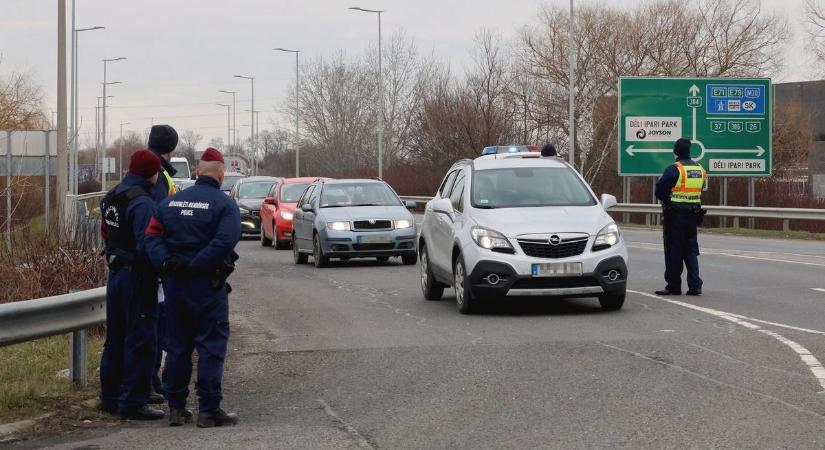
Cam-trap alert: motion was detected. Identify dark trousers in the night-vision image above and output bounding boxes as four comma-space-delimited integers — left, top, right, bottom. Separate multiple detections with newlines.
163, 277, 230, 412
663, 212, 703, 293
99, 268, 158, 414
152, 299, 166, 395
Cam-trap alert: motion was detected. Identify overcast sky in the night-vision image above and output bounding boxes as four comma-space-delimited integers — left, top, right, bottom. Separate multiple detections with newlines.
0, 0, 818, 147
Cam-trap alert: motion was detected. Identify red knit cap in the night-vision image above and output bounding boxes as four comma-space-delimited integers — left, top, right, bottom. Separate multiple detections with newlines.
129, 149, 162, 179
201, 147, 224, 164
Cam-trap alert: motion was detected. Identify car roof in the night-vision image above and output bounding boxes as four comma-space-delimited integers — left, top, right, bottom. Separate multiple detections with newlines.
283, 176, 326, 184
321, 178, 384, 185
236, 176, 278, 183
472, 154, 570, 171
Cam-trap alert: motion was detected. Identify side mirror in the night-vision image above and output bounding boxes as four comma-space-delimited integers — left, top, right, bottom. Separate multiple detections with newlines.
404, 200, 417, 211
301, 203, 314, 213
432, 198, 454, 215
263, 197, 275, 205
601, 193, 617, 210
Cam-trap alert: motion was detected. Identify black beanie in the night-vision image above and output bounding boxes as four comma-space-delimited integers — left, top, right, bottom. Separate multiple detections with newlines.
673, 138, 691, 159
541, 144, 557, 157
148, 125, 178, 154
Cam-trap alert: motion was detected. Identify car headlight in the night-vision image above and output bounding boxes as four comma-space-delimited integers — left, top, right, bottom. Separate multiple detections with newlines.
280, 210, 294, 221
238, 206, 250, 215
327, 221, 351, 231
593, 223, 620, 250
471, 226, 513, 251
394, 219, 413, 229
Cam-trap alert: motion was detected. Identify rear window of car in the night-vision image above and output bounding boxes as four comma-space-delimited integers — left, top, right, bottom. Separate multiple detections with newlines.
471, 167, 596, 208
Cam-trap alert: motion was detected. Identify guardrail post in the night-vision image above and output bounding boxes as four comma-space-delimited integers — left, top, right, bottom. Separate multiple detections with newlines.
67, 289, 87, 386
733, 217, 739, 228
783, 219, 790, 232
69, 329, 87, 386
5, 131, 11, 249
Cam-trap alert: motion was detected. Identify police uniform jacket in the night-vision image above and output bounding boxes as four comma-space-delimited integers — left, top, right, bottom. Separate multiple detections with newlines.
149, 149, 178, 203
655, 157, 703, 209
100, 173, 158, 272
145, 175, 241, 274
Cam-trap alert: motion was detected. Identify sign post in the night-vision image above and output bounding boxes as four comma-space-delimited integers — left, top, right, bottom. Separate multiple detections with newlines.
618, 77, 771, 177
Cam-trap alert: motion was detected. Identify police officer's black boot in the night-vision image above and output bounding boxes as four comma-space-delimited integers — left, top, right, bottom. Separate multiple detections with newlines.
120, 405, 165, 421
197, 408, 239, 428
169, 407, 194, 426
149, 390, 166, 404
655, 288, 681, 296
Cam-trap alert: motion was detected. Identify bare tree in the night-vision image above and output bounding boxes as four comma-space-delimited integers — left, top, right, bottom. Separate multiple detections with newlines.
0, 62, 47, 130
805, 0, 825, 72
177, 130, 202, 165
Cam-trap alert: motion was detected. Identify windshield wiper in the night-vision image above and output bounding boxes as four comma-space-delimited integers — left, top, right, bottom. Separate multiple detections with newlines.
351, 203, 385, 207
320, 205, 349, 208
473, 204, 497, 209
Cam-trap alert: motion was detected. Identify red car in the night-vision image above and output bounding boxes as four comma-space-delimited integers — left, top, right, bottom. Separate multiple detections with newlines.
260, 177, 323, 249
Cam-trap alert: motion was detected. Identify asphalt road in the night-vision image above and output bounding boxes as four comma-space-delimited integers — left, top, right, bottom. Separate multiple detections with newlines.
13, 227, 825, 449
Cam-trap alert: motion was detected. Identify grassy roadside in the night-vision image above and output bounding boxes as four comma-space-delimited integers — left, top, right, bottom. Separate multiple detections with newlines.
0, 334, 104, 423
618, 222, 825, 241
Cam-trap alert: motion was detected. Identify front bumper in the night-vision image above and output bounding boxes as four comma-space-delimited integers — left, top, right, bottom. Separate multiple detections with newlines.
463, 240, 628, 298
320, 227, 418, 258
240, 211, 261, 234
275, 217, 294, 242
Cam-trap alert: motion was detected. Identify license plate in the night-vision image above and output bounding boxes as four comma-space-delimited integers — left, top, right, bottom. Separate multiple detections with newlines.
531, 262, 582, 277
357, 234, 392, 244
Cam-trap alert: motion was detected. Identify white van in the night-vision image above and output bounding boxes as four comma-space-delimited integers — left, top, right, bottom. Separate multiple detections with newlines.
169, 157, 192, 181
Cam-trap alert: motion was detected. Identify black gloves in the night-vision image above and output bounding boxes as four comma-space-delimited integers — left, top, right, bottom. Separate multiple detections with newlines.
162, 259, 189, 278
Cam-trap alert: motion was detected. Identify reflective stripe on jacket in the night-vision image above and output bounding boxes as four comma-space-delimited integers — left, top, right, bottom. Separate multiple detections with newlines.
163, 170, 177, 196
670, 161, 706, 204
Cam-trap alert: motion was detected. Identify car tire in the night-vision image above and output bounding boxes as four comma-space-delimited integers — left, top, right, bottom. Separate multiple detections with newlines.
376, 256, 390, 263
453, 255, 477, 314
598, 293, 625, 311
275, 240, 290, 250
420, 245, 443, 301
261, 228, 273, 247
293, 238, 308, 264
313, 233, 329, 268
401, 252, 417, 265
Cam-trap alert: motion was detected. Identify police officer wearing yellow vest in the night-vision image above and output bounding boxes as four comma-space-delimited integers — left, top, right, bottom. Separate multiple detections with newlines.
146, 124, 178, 405
654, 138, 707, 296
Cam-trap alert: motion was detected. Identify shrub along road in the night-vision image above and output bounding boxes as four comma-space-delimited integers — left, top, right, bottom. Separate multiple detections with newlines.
15, 229, 825, 449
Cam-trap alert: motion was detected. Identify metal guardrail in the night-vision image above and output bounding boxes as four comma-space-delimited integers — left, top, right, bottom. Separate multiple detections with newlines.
0, 287, 106, 385
399, 197, 825, 231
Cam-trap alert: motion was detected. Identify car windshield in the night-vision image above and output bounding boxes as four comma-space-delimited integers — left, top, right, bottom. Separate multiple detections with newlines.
320, 183, 401, 208
170, 161, 190, 178
221, 176, 243, 191
471, 167, 596, 208
238, 182, 274, 199
280, 183, 310, 202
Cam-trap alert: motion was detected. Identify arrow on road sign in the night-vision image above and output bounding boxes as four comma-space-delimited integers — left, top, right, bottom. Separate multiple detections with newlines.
625, 145, 765, 158
689, 84, 700, 96
625, 145, 671, 156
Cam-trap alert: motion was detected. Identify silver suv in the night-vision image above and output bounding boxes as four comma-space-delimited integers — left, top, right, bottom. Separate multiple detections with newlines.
418, 152, 628, 314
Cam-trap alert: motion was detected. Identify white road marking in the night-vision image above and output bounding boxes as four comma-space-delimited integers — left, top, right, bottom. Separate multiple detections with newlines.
319, 399, 376, 450
628, 242, 825, 268
811, 288, 825, 294
629, 289, 825, 393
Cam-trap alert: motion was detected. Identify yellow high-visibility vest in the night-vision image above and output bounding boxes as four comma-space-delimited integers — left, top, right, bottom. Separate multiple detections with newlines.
670, 161, 706, 204
163, 170, 176, 196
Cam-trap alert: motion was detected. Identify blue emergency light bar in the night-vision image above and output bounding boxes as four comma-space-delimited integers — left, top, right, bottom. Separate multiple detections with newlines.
482, 145, 539, 155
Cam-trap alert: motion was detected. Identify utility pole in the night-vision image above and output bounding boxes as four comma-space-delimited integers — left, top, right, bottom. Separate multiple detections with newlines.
274, 48, 301, 177
218, 90, 237, 152
217, 104, 231, 150
102, 57, 125, 190
57, 0, 68, 221
119, 122, 129, 180
568, 0, 576, 167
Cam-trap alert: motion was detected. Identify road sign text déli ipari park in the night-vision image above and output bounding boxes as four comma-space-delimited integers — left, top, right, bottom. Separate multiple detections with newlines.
618, 77, 772, 176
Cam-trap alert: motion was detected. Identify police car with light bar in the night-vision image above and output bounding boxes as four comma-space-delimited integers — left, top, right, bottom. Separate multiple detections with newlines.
417, 145, 627, 314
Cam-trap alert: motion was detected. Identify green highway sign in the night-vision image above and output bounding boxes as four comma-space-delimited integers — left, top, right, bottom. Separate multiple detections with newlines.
618, 77, 772, 176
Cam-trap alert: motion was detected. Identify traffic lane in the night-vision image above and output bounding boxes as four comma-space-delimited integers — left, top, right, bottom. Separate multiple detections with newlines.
624, 228, 825, 333
226, 242, 825, 447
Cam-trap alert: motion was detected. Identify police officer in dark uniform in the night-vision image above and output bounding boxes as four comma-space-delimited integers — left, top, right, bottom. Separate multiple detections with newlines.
654, 138, 707, 296
147, 124, 178, 404
99, 150, 165, 420
146, 148, 241, 427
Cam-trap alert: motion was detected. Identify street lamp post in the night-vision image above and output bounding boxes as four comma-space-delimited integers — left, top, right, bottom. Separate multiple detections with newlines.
218, 90, 237, 151
234, 75, 255, 172
217, 104, 231, 150
348, 7, 384, 179
274, 48, 301, 177
70, 22, 104, 194
102, 57, 126, 189
95, 95, 113, 186
119, 122, 130, 180
244, 110, 260, 176
568, 0, 576, 167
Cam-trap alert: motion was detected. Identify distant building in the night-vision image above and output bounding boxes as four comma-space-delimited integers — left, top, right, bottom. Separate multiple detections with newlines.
775, 80, 825, 196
